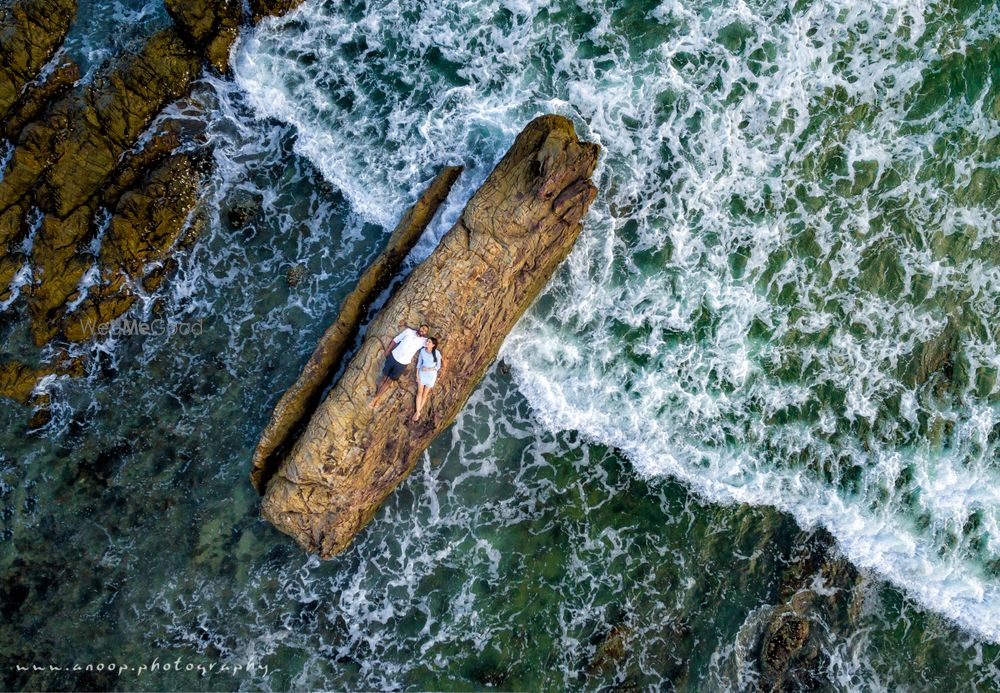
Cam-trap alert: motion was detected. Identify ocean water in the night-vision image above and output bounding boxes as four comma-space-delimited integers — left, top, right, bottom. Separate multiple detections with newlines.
1, 0, 999, 690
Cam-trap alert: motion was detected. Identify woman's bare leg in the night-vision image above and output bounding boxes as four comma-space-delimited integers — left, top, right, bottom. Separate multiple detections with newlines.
416, 385, 431, 421
412, 384, 426, 421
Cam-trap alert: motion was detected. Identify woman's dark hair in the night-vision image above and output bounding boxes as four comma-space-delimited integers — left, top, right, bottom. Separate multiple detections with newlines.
427, 337, 440, 366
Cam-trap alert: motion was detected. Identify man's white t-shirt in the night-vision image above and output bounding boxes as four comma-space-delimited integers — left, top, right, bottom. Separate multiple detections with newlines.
391, 328, 427, 364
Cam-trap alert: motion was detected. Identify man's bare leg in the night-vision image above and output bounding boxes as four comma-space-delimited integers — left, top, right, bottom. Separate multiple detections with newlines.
371, 375, 392, 408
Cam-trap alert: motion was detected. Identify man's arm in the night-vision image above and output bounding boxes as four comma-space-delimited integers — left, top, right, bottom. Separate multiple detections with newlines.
384, 338, 399, 359
385, 327, 412, 358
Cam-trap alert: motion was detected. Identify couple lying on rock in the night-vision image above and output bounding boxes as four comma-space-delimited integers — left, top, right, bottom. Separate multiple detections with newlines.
370, 323, 444, 422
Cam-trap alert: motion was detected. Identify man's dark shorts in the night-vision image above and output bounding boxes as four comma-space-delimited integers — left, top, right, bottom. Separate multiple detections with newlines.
382, 356, 407, 381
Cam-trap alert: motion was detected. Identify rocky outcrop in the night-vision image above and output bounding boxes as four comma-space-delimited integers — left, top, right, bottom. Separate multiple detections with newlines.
250, 165, 463, 494
4, 61, 78, 142
0, 14, 211, 349
60, 151, 208, 342
0, 0, 313, 412
259, 115, 599, 558
249, 0, 306, 23
165, 0, 241, 73
0, 0, 77, 121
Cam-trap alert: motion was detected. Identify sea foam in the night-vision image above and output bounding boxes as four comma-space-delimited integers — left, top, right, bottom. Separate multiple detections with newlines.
234, 0, 1000, 642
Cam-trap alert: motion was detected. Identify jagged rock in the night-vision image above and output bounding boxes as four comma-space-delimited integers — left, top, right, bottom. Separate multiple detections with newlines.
37, 29, 202, 218
62, 153, 202, 342
26, 402, 52, 429
250, 165, 463, 493
250, 0, 305, 22
0, 353, 82, 404
259, 115, 599, 557
166, 0, 234, 45
101, 153, 201, 276
0, 0, 331, 408
204, 20, 240, 73
0, 252, 26, 302
0, 360, 54, 404
0, 0, 77, 120
165, 0, 242, 73
27, 207, 95, 342
3, 60, 79, 142
0, 25, 204, 346
101, 131, 181, 207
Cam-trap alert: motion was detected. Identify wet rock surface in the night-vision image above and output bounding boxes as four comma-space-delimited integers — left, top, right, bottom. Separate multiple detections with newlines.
0, 0, 313, 408
259, 115, 599, 558
250, 165, 463, 494
0, 0, 77, 121
249, 0, 305, 23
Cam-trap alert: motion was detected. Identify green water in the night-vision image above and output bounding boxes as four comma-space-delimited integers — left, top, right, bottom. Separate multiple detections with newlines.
2, 0, 1000, 690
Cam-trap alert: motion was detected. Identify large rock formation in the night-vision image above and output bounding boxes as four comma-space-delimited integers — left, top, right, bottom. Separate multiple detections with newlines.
0, 0, 77, 121
250, 165, 463, 494
260, 115, 600, 558
0, 0, 309, 412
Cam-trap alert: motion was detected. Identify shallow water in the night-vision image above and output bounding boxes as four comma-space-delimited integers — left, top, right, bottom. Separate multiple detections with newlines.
2, 0, 999, 689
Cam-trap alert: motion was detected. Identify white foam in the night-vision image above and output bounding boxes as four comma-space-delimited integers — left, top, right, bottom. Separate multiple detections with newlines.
234, 0, 1000, 644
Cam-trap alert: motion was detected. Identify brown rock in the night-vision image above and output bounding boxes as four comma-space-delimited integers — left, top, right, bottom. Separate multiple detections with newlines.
62, 153, 202, 342
0, 360, 51, 404
0, 252, 26, 302
0, 0, 333, 414
250, 165, 463, 494
259, 115, 599, 557
0, 118, 57, 215
0, 0, 77, 121
3, 61, 79, 142
0, 204, 27, 249
249, 0, 305, 22
101, 131, 181, 208
39, 29, 202, 218
587, 623, 634, 675
165, 0, 242, 73
0, 353, 82, 405
27, 207, 94, 344
285, 262, 307, 288
759, 607, 813, 692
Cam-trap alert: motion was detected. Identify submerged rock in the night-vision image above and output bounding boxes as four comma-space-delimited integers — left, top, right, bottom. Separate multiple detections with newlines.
259, 115, 599, 558
758, 607, 817, 692
754, 529, 865, 692
224, 188, 264, 230
285, 262, 307, 288
250, 165, 463, 494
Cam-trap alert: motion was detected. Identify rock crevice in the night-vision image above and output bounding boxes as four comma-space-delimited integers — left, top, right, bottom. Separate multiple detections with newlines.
250, 165, 464, 494
259, 115, 599, 558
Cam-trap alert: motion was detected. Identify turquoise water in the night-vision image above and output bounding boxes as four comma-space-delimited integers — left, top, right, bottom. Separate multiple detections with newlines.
2, 0, 999, 689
